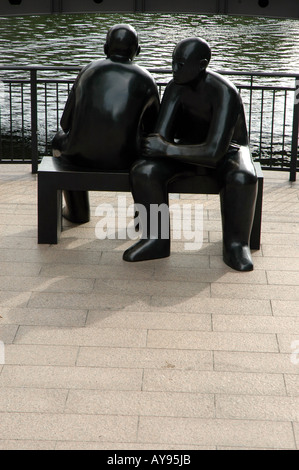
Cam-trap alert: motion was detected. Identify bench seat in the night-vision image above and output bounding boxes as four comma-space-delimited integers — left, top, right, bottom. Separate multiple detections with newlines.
37, 156, 263, 249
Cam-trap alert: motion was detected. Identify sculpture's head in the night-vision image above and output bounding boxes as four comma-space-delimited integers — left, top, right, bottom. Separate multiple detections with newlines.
104, 24, 141, 61
172, 37, 211, 85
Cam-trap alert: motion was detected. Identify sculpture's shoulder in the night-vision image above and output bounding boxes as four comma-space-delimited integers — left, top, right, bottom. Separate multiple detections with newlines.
131, 63, 158, 84
86, 59, 156, 84
76, 59, 106, 81
205, 70, 242, 110
81, 59, 106, 72
206, 70, 239, 95
163, 79, 184, 96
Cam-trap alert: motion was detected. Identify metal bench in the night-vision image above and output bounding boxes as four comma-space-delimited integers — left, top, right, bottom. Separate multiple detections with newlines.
37, 156, 263, 249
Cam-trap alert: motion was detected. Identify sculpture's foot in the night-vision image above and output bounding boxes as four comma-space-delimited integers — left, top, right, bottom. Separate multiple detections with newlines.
62, 206, 90, 224
223, 242, 254, 272
123, 239, 170, 262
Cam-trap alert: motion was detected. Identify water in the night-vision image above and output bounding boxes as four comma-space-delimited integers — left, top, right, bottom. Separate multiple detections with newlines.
0, 12, 299, 166
0, 12, 299, 72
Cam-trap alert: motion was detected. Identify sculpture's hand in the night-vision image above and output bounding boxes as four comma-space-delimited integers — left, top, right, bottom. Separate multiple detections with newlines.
142, 133, 168, 158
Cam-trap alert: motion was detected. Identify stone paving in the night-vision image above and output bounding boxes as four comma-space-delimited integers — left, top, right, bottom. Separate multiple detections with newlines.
0, 164, 299, 450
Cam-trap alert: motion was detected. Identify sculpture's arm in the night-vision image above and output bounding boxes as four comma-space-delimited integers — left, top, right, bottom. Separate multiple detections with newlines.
60, 65, 88, 133
164, 88, 240, 168
60, 85, 76, 133
141, 81, 181, 157
140, 89, 160, 134
143, 83, 241, 169
154, 81, 182, 141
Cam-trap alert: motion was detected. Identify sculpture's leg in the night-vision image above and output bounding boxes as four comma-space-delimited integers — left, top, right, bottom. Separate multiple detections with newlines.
123, 159, 170, 261
63, 190, 90, 224
220, 149, 258, 272
123, 158, 192, 262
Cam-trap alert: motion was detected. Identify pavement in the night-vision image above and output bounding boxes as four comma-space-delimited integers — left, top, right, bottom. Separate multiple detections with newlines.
0, 163, 299, 450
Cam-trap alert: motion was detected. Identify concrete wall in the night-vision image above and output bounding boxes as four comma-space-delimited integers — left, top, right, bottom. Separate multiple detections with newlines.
142, 0, 219, 14
0, 0, 298, 18
61, 0, 135, 13
0, 0, 52, 16
227, 0, 299, 18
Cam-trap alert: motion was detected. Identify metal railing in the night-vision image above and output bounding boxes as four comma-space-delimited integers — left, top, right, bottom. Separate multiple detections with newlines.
0, 65, 298, 180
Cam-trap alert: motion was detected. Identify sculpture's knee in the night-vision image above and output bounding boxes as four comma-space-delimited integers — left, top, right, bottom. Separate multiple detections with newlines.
226, 168, 257, 188
130, 159, 163, 186
52, 130, 68, 153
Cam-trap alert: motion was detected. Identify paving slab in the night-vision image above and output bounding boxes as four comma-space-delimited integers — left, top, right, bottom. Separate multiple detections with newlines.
0, 165, 298, 450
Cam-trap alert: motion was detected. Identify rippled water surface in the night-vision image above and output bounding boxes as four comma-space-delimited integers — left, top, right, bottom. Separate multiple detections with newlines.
0, 12, 299, 72
0, 13, 298, 166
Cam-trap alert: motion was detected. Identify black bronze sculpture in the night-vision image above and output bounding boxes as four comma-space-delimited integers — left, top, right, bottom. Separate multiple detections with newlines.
52, 24, 160, 223
123, 37, 258, 271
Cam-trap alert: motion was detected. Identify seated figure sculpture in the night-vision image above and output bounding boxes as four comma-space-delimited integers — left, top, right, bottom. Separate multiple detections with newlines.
123, 37, 258, 271
52, 24, 160, 223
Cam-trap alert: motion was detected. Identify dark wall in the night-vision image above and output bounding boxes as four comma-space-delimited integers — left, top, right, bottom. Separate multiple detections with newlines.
0, 0, 298, 18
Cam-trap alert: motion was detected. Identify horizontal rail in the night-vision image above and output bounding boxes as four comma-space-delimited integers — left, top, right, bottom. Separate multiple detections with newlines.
0, 66, 298, 179
1, 64, 299, 78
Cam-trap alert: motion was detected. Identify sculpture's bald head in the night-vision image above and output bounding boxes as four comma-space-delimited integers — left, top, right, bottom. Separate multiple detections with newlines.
104, 24, 140, 61
172, 37, 211, 84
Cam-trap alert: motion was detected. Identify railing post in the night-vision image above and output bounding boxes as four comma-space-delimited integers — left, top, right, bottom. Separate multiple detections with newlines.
217, 0, 229, 14
290, 77, 299, 182
51, 0, 63, 13
30, 67, 38, 174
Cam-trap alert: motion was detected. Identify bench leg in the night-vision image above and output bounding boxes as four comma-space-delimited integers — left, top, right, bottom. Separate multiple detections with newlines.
38, 179, 62, 244
250, 176, 263, 250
